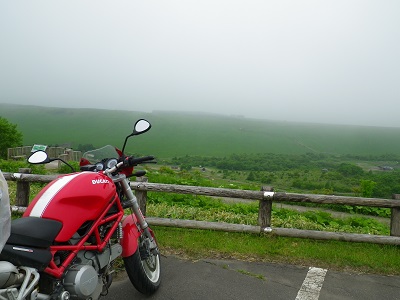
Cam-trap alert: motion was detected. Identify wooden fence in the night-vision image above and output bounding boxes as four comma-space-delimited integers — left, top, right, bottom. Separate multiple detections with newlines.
4, 171, 400, 246
7, 146, 82, 162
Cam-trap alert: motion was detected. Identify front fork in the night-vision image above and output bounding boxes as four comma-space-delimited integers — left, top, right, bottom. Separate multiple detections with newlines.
112, 174, 158, 254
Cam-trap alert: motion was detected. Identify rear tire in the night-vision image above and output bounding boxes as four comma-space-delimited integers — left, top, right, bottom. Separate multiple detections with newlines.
123, 239, 161, 295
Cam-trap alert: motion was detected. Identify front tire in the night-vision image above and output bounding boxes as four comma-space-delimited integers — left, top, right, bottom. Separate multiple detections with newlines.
123, 239, 161, 295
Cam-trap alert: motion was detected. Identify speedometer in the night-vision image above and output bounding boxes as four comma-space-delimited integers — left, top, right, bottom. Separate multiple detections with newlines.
95, 163, 104, 171
106, 158, 118, 169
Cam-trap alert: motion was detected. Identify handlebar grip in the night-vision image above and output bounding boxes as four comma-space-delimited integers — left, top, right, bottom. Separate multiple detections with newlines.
132, 170, 147, 177
129, 155, 155, 166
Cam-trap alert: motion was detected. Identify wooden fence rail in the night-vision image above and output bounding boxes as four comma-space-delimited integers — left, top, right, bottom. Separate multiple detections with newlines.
4, 172, 400, 245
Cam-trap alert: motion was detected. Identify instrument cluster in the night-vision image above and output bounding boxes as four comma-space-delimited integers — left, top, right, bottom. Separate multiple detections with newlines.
95, 158, 118, 171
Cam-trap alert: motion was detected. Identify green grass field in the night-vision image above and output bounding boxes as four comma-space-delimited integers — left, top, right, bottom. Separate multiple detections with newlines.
2, 103, 400, 159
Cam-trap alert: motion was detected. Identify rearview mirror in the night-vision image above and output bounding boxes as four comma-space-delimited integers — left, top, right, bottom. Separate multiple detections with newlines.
28, 151, 50, 164
133, 119, 151, 135
121, 119, 152, 154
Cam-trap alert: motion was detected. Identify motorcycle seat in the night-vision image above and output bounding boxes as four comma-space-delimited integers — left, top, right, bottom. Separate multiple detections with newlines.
7, 217, 63, 248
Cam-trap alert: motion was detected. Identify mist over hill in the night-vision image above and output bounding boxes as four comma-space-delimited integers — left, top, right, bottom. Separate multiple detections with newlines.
1, 103, 400, 158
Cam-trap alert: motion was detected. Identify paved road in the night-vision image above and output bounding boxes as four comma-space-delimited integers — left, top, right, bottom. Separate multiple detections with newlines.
104, 255, 400, 300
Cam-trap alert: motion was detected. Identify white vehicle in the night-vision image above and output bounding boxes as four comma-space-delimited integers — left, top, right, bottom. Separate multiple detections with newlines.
0, 170, 11, 253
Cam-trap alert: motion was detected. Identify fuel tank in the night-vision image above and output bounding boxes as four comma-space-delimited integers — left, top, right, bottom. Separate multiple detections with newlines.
24, 172, 116, 242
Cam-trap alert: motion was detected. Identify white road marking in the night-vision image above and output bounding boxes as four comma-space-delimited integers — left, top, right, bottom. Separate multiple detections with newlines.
295, 267, 327, 300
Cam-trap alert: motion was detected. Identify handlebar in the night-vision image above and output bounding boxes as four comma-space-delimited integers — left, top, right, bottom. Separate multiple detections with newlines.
104, 155, 155, 176
128, 155, 155, 166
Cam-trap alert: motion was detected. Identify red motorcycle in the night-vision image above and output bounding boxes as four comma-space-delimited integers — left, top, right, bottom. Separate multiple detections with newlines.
0, 119, 161, 299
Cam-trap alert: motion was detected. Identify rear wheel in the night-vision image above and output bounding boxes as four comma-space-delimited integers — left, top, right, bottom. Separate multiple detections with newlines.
123, 237, 161, 295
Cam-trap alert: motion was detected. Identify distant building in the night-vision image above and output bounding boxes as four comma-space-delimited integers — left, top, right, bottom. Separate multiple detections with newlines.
378, 166, 394, 171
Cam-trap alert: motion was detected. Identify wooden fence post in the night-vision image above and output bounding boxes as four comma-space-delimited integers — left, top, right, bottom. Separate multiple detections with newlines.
390, 194, 400, 236
258, 186, 274, 231
136, 176, 148, 216
15, 168, 31, 207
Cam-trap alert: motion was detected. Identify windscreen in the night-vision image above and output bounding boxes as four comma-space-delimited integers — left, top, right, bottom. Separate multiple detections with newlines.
82, 145, 119, 164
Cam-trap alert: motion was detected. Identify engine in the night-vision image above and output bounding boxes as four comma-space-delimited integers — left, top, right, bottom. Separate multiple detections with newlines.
0, 261, 23, 288
62, 243, 122, 299
0, 243, 122, 300
0, 262, 40, 300
63, 264, 102, 299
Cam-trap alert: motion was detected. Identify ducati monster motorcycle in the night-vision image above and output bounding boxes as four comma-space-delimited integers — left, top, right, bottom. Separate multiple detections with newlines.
0, 119, 161, 299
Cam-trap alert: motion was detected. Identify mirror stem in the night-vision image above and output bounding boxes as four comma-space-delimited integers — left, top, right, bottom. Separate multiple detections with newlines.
55, 158, 75, 172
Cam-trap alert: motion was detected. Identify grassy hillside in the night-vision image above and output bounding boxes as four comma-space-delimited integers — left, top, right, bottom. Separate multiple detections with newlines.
2, 103, 400, 158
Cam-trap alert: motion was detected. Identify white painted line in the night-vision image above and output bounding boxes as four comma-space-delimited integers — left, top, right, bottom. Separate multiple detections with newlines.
29, 173, 81, 217
295, 267, 327, 300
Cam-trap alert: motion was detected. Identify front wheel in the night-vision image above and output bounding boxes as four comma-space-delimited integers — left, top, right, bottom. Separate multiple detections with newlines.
123, 237, 161, 295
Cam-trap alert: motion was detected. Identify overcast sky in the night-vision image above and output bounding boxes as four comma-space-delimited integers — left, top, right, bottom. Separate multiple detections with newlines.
1, 1, 399, 127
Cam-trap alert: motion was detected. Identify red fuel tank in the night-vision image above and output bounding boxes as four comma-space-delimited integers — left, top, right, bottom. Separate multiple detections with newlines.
24, 172, 117, 242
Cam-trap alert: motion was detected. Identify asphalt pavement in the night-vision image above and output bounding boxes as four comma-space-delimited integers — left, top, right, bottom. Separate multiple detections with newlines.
104, 255, 400, 300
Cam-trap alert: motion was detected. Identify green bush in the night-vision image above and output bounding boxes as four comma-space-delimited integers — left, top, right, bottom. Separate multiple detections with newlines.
58, 161, 80, 174
0, 159, 46, 174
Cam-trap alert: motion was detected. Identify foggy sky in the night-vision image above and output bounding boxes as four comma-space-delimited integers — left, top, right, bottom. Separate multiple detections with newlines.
1, 1, 400, 127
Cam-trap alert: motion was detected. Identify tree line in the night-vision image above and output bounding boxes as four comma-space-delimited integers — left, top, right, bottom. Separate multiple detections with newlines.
169, 153, 400, 199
